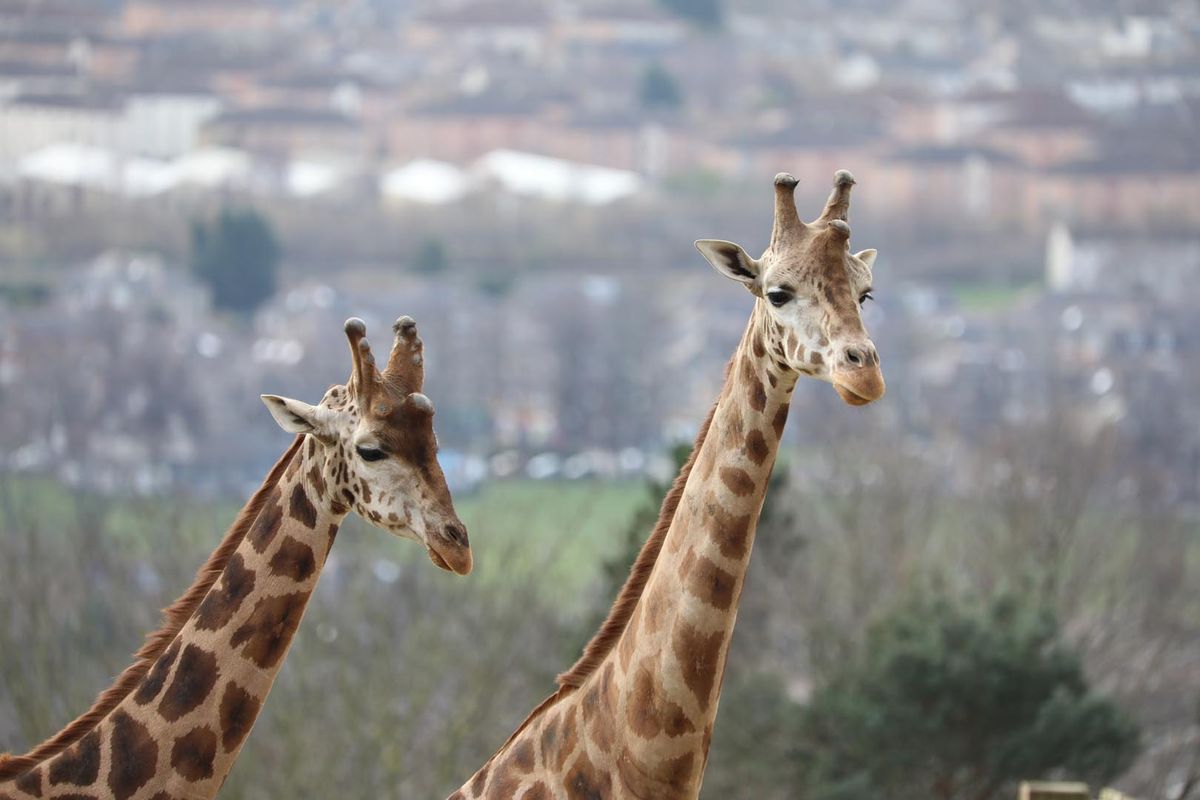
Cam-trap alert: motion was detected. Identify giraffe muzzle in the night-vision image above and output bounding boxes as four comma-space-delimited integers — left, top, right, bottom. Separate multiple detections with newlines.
427, 522, 472, 575
831, 365, 885, 406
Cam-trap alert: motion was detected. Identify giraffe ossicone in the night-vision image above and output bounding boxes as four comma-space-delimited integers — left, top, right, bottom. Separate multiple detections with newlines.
0, 316, 469, 800
452, 170, 884, 800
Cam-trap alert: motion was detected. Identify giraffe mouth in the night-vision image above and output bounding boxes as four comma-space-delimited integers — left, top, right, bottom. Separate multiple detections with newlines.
832, 366, 885, 406
427, 547, 452, 571
833, 383, 872, 406
425, 536, 472, 575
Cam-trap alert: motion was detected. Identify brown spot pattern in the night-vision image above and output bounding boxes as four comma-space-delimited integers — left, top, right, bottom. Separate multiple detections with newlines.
510, 739, 535, 773
171, 726, 218, 782
616, 747, 695, 799
748, 379, 767, 412
672, 621, 724, 711
628, 663, 695, 740
563, 750, 611, 800
195, 553, 256, 631
490, 772, 522, 798
158, 644, 219, 722
247, 488, 283, 553
48, 729, 99, 786
14, 766, 42, 796
539, 714, 560, 767
687, 554, 737, 611
719, 466, 755, 497
708, 498, 752, 560
133, 637, 181, 705
556, 707, 578, 773
470, 764, 489, 795
218, 682, 261, 753
520, 783, 551, 800
289, 483, 317, 529
230, 591, 309, 669
107, 710, 157, 800
677, 547, 696, 580
306, 464, 326, 499
644, 582, 669, 634
285, 451, 302, 480
268, 536, 316, 582
745, 429, 769, 465
772, 403, 790, 438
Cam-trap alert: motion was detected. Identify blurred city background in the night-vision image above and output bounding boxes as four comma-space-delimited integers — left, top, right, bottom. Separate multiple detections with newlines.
0, 0, 1197, 797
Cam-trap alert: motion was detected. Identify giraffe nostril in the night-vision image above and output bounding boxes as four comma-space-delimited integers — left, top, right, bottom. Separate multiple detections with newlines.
444, 523, 469, 547
845, 346, 863, 367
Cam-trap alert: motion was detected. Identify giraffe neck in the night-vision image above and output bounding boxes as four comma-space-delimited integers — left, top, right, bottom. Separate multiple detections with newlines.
3, 436, 346, 800
454, 305, 795, 800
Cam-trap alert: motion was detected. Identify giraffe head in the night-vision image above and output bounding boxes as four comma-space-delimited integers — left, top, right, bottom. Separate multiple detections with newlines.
696, 170, 884, 406
261, 317, 471, 574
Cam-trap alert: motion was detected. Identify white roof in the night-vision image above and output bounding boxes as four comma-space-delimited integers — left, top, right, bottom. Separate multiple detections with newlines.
18, 143, 117, 189
380, 159, 469, 204
172, 147, 251, 188
473, 149, 641, 205
122, 157, 177, 197
288, 159, 344, 197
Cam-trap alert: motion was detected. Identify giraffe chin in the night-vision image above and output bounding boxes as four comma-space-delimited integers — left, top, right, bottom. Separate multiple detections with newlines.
427, 547, 451, 571
833, 384, 871, 406
427, 545, 472, 575
832, 374, 885, 406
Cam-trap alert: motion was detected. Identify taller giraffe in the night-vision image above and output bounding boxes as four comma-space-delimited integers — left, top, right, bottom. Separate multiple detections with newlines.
452, 171, 884, 800
1, 316, 472, 800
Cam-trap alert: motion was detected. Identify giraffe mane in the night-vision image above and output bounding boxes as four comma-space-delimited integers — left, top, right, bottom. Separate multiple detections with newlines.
0, 435, 305, 779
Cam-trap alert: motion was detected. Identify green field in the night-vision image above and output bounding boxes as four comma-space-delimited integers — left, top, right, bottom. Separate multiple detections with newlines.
0, 475, 648, 609
951, 281, 1040, 312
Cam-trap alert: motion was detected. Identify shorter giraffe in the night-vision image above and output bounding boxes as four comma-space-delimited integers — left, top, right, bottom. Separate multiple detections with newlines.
0, 316, 470, 800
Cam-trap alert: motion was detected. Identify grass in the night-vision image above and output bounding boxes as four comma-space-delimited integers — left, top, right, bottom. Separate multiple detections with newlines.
455, 478, 644, 588
0, 475, 648, 611
951, 281, 1039, 313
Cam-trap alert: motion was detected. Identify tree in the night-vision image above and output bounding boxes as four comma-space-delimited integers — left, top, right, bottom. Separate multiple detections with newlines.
656, 0, 722, 27
639, 62, 684, 111
796, 592, 1140, 800
189, 208, 280, 314
413, 237, 448, 275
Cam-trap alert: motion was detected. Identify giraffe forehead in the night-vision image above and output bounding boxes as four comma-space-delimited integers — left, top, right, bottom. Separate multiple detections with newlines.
764, 243, 852, 286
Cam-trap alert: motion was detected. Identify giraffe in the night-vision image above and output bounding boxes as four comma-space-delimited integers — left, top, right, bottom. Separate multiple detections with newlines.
0, 315, 471, 800
451, 171, 884, 800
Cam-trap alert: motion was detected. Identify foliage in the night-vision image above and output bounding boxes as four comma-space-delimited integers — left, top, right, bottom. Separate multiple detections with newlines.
795, 592, 1140, 800
639, 62, 685, 111
656, 0, 722, 27
701, 672, 806, 800
189, 208, 280, 314
413, 237, 448, 275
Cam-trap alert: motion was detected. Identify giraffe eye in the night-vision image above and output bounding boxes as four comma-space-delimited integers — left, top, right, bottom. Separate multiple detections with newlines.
766, 290, 792, 307
356, 446, 387, 462
859, 290, 874, 305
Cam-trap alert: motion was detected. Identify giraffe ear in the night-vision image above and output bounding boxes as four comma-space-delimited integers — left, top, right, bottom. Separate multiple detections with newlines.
854, 248, 877, 269
695, 239, 761, 291
261, 395, 333, 436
